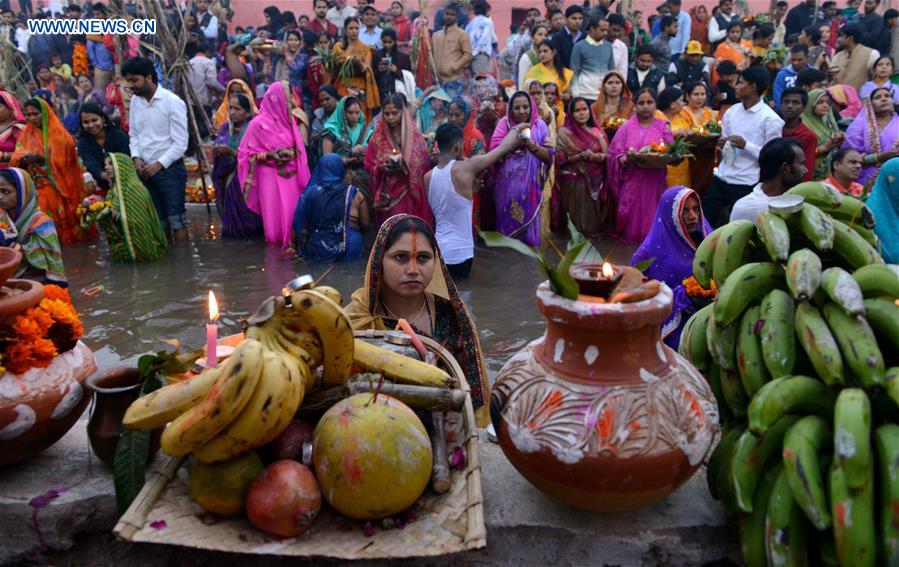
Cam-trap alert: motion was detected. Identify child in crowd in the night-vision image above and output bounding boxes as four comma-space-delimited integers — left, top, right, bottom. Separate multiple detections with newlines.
50, 53, 73, 84
713, 60, 738, 113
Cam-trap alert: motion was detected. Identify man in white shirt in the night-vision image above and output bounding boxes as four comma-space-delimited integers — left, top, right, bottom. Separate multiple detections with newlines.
731, 138, 806, 222
187, 43, 224, 111
123, 56, 190, 242
195, 0, 219, 42
327, 0, 357, 32
705, 65, 784, 226
358, 5, 382, 48
708, 0, 740, 47
608, 14, 629, 79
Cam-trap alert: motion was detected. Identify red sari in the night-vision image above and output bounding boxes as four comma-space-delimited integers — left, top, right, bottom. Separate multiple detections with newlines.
0, 91, 25, 167
364, 107, 434, 228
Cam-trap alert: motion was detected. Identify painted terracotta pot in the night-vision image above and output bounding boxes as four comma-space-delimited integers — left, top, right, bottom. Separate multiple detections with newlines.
0, 279, 44, 318
0, 342, 97, 466
0, 247, 22, 288
490, 281, 719, 512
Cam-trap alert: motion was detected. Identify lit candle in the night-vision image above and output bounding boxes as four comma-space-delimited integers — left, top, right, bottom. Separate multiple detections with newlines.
601, 262, 615, 279
206, 290, 219, 368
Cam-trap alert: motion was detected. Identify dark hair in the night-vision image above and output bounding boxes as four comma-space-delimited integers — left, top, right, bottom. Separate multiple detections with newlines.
473, 0, 490, 16
873, 55, 894, 71
777, 0, 789, 6
717, 60, 738, 75
797, 67, 827, 88
564, 5, 584, 17
508, 91, 533, 121
739, 65, 770, 95
57, 84, 77, 100
821, 0, 835, 8
542, 81, 559, 92
443, 2, 459, 14
0, 168, 17, 190
658, 86, 684, 111
607, 14, 626, 27
755, 23, 775, 39
343, 96, 361, 114
313, 0, 328, 7
121, 56, 156, 82
885, 8, 899, 19
684, 81, 707, 96
435, 122, 464, 151
781, 86, 808, 106
382, 28, 398, 41
530, 22, 550, 36
841, 24, 863, 43
869, 86, 892, 103
184, 41, 199, 59
725, 20, 743, 33
634, 87, 659, 103
536, 40, 564, 79
635, 44, 655, 57
284, 29, 303, 44
281, 10, 296, 25
548, 8, 563, 18
384, 217, 437, 252
359, 4, 377, 14
587, 14, 605, 29
78, 102, 111, 135
661, 15, 676, 30
801, 25, 821, 44
34, 63, 50, 73
830, 147, 861, 173
263, 5, 282, 21
791, 43, 809, 55
759, 138, 803, 182
319, 84, 340, 100
341, 16, 362, 48
668, 0, 682, 6
24, 98, 43, 113
566, 97, 595, 126
382, 93, 407, 110
231, 93, 253, 112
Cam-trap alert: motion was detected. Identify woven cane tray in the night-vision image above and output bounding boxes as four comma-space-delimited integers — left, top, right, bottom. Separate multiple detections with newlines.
113, 331, 486, 559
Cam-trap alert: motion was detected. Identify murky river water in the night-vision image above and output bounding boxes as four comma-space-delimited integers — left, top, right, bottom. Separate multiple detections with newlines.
62, 207, 636, 380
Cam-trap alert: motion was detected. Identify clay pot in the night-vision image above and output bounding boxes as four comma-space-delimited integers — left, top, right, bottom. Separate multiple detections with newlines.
490, 281, 719, 512
0, 342, 97, 466
0, 279, 44, 318
85, 368, 163, 466
0, 247, 22, 288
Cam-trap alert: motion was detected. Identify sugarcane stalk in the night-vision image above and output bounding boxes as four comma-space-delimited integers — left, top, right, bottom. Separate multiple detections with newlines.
299, 380, 466, 415
430, 412, 451, 494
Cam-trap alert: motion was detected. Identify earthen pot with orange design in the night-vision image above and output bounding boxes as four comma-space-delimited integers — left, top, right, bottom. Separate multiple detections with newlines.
490, 270, 719, 512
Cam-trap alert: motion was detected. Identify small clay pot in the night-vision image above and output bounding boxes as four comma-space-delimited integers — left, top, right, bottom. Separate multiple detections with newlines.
0, 247, 22, 288
85, 368, 162, 466
0, 279, 45, 318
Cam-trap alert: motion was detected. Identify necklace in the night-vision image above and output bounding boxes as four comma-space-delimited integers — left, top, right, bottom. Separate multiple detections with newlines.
383, 298, 428, 326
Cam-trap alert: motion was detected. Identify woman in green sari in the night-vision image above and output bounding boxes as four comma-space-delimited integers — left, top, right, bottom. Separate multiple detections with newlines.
801, 89, 846, 180
320, 95, 370, 192
89, 152, 168, 263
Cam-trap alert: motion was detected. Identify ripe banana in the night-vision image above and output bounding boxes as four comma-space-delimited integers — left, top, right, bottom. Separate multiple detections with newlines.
747, 375, 834, 436
875, 424, 899, 566
795, 203, 835, 252
707, 308, 738, 371
731, 416, 798, 513
160, 339, 265, 457
740, 463, 782, 567
247, 324, 319, 391
720, 368, 749, 418
678, 304, 713, 371
765, 464, 809, 567
736, 305, 768, 397
353, 339, 453, 387
794, 301, 845, 387
832, 219, 884, 271
192, 351, 307, 463
756, 211, 791, 262
782, 415, 832, 530
831, 462, 876, 567
712, 220, 756, 286
822, 302, 885, 388
314, 285, 343, 306
853, 264, 899, 299
693, 226, 724, 289
283, 289, 354, 385
714, 262, 785, 327
788, 181, 843, 207
123, 363, 225, 431
834, 388, 872, 491
786, 248, 822, 301
820, 267, 865, 316
707, 421, 745, 501
863, 297, 899, 352
759, 289, 796, 378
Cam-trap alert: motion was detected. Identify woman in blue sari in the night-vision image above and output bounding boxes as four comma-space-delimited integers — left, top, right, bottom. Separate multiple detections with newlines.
867, 157, 899, 263
292, 154, 370, 262
212, 93, 263, 238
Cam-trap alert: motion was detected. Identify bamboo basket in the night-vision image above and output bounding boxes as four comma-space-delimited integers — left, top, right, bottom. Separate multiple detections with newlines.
113, 331, 486, 559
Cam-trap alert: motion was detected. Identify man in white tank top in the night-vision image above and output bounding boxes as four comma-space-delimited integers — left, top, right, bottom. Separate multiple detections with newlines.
425, 122, 523, 280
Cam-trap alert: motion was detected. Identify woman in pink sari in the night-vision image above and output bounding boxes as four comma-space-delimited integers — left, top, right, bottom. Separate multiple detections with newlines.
606, 88, 674, 244
0, 91, 25, 167
238, 81, 311, 249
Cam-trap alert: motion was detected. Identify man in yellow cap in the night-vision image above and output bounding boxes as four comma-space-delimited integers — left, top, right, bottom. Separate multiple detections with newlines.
669, 39, 711, 91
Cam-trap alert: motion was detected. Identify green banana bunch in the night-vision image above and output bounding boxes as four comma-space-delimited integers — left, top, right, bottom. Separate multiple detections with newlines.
830, 464, 876, 567
794, 302, 845, 387
720, 368, 750, 418
707, 421, 745, 501
786, 248, 822, 301
757, 211, 791, 262
714, 262, 785, 327
853, 264, 899, 299
731, 415, 799, 512
863, 298, 899, 353
712, 220, 757, 286
820, 267, 865, 316
783, 415, 832, 530
737, 305, 769, 397
766, 464, 809, 567
834, 389, 872, 491
693, 226, 724, 289
874, 424, 899, 566
759, 289, 796, 378
707, 308, 738, 371
822, 302, 885, 388
741, 463, 783, 567
832, 219, 884, 271
794, 203, 835, 252
747, 375, 834, 436
678, 304, 713, 371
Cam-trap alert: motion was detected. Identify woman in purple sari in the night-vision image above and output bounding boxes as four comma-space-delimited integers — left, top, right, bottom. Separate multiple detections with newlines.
631, 186, 712, 349
488, 91, 554, 246
605, 88, 674, 244
213, 92, 263, 238
842, 87, 899, 192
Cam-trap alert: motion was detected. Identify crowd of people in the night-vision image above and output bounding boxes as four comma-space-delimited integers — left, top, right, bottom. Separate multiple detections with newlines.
2, 0, 899, 409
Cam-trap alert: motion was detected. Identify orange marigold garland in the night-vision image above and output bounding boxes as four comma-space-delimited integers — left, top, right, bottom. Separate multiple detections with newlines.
683, 275, 718, 299
1, 287, 84, 375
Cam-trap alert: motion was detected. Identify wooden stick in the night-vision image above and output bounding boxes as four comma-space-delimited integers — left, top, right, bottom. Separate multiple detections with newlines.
430, 412, 451, 494
300, 381, 465, 414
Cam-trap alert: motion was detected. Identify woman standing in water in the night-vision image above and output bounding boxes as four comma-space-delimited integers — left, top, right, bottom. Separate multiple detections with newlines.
213, 93, 263, 239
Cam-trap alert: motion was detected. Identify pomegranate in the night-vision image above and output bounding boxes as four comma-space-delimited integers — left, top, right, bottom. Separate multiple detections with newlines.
265, 420, 315, 461
246, 460, 321, 537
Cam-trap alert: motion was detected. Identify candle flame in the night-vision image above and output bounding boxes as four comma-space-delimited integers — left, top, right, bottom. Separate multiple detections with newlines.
208, 290, 219, 322
602, 262, 614, 278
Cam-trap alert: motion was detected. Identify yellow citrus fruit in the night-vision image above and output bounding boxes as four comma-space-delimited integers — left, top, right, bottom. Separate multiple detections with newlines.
189, 450, 263, 517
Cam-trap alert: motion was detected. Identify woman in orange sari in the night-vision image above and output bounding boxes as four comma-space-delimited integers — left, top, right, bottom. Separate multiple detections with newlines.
713, 21, 753, 82
333, 16, 380, 116
673, 82, 718, 192
12, 97, 91, 245
590, 71, 634, 129
212, 79, 257, 132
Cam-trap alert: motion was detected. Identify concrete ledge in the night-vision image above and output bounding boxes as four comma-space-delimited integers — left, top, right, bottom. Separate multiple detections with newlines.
0, 426, 740, 566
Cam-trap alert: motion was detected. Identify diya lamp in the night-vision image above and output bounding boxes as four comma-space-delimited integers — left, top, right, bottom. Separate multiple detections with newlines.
569, 261, 623, 299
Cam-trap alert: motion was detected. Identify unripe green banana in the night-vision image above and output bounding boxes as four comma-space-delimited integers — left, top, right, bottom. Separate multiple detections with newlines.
788, 181, 843, 207
707, 421, 745, 501
712, 220, 757, 286
795, 203, 835, 252
886, 368, 899, 410
756, 211, 791, 262
850, 223, 881, 250
821, 267, 865, 316
705, 364, 730, 423
736, 305, 768, 397
853, 264, 899, 299
831, 463, 876, 567
874, 424, 899, 566
678, 304, 713, 371
794, 301, 845, 387
759, 289, 796, 378
707, 308, 738, 371
786, 248, 822, 301
740, 463, 783, 567
822, 302, 885, 388
747, 375, 834, 436
693, 226, 724, 289
714, 262, 785, 327
720, 368, 749, 418
832, 219, 884, 271
783, 415, 832, 530
731, 416, 799, 513
863, 297, 899, 352
765, 464, 809, 567
834, 388, 873, 491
